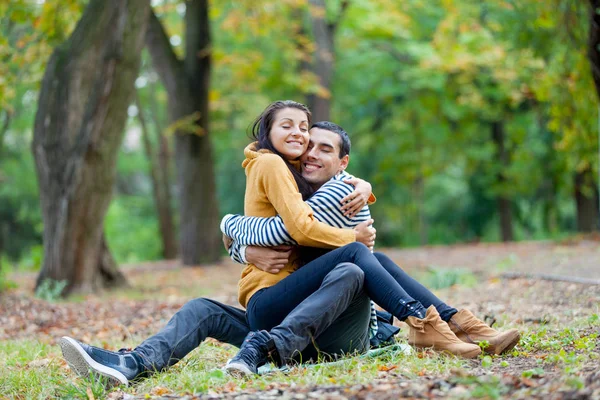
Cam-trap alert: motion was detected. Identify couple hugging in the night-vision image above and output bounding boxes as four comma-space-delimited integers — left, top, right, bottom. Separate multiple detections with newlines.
60, 100, 520, 386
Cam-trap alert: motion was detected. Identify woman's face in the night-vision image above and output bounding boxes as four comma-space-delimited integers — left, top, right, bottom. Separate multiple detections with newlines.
269, 107, 310, 160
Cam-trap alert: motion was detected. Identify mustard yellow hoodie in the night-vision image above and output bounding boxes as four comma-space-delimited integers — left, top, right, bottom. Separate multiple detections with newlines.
237, 142, 356, 307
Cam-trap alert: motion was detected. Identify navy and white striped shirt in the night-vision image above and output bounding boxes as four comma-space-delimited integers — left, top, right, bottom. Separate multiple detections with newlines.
221, 171, 378, 338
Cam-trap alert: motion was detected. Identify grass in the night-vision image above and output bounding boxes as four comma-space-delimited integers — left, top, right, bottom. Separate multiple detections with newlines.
3, 316, 597, 399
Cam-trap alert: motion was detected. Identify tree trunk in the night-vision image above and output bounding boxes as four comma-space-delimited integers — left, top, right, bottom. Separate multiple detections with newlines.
491, 121, 514, 242
31, 0, 149, 296
574, 167, 599, 232
146, 1, 221, 265
147, 80, 176, 250
589, 0, 600, 98
306, 0, 334, 122
135, 93, 178, 259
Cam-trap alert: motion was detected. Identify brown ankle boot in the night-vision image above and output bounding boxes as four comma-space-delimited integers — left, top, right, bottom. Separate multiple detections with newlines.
449, 309, 520, 355
405, 306, 481, 359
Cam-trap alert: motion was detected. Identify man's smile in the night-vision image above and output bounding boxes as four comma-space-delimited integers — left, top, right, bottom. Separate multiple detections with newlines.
303, 162, 322, 173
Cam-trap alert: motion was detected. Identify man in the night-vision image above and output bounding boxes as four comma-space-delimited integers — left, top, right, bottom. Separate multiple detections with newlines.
59, 121, 398, 386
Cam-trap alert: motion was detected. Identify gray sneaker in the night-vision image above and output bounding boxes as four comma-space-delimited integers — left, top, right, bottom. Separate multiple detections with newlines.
59, 336, 145, 386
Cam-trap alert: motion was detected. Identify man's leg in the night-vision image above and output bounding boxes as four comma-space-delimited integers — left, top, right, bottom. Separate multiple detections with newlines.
226, 262, 370, 375
270, 263, 369, 363
61, 298, 249, 386
135, 298, 249, 371
298, 292, 371, 363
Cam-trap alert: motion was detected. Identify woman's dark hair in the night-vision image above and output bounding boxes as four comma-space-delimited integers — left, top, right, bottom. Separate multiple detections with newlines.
250, 100, 314, 200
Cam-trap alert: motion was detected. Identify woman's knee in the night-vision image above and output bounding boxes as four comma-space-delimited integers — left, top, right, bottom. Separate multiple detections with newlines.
345, 241, 370, 255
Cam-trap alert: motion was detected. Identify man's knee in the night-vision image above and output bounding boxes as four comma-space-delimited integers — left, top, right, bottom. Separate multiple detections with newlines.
178, 297, 215, 318
329, 262, 365, 289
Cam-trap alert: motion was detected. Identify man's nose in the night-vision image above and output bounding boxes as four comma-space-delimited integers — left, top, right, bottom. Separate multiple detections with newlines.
307, 147, 318, 159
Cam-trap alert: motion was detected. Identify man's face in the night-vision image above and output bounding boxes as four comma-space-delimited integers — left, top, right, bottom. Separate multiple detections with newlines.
301, 127, 349, 186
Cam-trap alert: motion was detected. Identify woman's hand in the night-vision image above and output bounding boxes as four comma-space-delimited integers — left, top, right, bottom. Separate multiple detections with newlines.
341, 177, 372, 218
246, 245, 293, 274
353, 219, 376, 250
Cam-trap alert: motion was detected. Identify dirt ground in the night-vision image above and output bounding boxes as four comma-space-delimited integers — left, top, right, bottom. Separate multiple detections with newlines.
2, 238, 599, 399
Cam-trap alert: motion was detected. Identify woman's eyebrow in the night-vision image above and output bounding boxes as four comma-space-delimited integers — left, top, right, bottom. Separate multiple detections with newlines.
278, 117, 308, 123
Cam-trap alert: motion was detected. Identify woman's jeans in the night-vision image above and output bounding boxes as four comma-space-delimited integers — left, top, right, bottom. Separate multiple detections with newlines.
247, 243, 457, 331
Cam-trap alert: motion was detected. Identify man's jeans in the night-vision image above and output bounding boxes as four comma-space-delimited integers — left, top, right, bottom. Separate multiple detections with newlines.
134, 262, 371, 370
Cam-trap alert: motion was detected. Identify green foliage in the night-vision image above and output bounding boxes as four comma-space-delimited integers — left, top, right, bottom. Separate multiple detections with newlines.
0, 258, 17, 292
1, 0, 598, 264
35, 279, 67, 302
419, 267, 478, 290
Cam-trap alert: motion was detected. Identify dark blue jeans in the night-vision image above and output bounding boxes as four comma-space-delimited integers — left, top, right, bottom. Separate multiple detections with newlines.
247, 243, 457, 331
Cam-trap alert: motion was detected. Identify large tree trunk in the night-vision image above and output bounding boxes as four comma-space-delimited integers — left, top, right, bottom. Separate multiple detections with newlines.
574, 167, 599, 232
135, 93, 177, 259
31, 0, 149, 295
491, 121, 514, 242
146, 1, 221, 265
585, 0, 600, 231
307, 0, 334, 122
305, 0, 348, 121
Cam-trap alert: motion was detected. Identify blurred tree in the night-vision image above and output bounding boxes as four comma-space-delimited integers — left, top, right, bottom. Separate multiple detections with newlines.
135, 90, 177, 259
32, 0, 149, 295
305, 0, 348, 121
146, 1, 221, 265
584, 0, 600, 231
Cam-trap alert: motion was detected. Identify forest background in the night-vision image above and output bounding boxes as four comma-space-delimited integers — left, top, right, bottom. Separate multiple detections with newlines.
0, 0, 598, 295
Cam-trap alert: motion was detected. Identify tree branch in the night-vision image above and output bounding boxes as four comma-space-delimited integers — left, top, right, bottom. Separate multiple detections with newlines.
145, 8, 185, 99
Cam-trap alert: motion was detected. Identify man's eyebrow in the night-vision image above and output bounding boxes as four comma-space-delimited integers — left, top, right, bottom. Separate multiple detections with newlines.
317, 143, 335, 150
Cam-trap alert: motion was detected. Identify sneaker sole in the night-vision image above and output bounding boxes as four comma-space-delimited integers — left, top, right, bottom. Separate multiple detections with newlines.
225, 361, 254, 377
59, 337, 128, 387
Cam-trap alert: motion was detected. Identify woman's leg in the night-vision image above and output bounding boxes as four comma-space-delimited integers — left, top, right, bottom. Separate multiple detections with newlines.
373, 252, 458, 322
247, 242, 427, 331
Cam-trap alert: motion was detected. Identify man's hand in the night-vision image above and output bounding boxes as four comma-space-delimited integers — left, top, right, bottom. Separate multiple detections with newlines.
246, 245, 293, 274
354, 219, 376, 250
222, 233, 233, 251
341, 177, 372, 218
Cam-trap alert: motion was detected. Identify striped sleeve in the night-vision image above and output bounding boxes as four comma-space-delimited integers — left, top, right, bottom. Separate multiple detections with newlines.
219, 178, 370, 247
221, 214, 296, 247
307, 180, 371, 228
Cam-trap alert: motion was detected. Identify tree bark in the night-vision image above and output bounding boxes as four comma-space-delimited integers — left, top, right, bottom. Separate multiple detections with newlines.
135, 93, 177, 259
31, 0, 149, 295
491, 121, 514, 242
146, 1, 221, 265
574, 166, 599, 231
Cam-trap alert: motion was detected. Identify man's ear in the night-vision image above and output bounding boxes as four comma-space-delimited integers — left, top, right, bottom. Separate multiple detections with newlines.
338, 155, 349, 172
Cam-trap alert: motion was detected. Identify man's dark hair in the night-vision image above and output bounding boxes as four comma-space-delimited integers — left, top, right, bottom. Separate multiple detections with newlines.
310, 121, 351, 158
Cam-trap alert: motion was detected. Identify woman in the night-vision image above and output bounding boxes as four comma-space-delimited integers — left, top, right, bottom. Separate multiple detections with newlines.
230, 100, 518, 366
